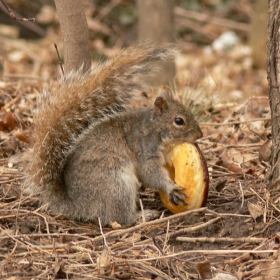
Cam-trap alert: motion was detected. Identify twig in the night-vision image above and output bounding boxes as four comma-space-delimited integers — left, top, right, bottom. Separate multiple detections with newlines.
4, 73, 48, 81
249, 187, 266, 204
0, 212, 25, 220
175, 6, 250, 33
0, 226, 52, 256
98, 217, 108, 248
176, 237, 265, 243
139, 198, 145, 223
200, 118, 271, 126
54, 43, 64, 76
4, 83, 22, 109
0, 0, 35, 22
94, 0, 121, 22
164, 216, 221, 239
163, 219, 170, 252
209, 212, 251, 218
90, 207, 208, 244
32, 211, 51, 235
175, 17, 216, 42
0, 177, 25, 184
0, 232, 90, 240
170, 260, 186, 280
271, 202, 280, 214
126, 249, 277, 263
133, 263, 170, 280
226, 233, 279, 266
32, 267, 54, 280
239, 181, 245, 208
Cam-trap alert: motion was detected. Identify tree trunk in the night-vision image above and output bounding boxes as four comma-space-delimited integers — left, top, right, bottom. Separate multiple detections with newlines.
137, 0, 175, 86
54, 0, 91, 75
250, 0, 268, 69
267, 0, 280, 187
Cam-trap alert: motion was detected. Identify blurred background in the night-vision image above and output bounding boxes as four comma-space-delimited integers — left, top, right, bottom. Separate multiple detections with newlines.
0, 0, 268, 102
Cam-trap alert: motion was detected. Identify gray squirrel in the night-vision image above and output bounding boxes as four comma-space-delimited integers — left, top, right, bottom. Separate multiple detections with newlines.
24, 44, 203, 225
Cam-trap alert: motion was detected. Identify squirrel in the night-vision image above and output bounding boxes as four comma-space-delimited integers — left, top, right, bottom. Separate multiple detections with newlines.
24, 44, 203, 226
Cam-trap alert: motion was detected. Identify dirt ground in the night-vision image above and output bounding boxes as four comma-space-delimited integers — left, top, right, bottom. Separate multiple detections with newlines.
1, 1, 280, 279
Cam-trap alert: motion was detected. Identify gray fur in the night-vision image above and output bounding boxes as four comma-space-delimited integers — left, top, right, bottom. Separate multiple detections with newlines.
24, 44, 202, 225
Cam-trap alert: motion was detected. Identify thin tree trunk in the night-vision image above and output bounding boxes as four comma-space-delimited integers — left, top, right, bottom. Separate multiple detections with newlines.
54, 0, 91, 75
137, 0, 175, 86
137, 0, 174, 44
250, 0, 268, 69
267, 0, 280, 187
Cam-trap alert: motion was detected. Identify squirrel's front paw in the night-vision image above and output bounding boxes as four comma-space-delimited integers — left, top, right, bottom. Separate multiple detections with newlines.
169, 186, 187, 205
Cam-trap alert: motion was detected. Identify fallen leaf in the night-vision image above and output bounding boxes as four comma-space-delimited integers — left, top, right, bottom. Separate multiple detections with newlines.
211, 272, 238, 280
13, 130, 29, 143
196, 261, 212, 279
1, 109, 18, 131
97, 246, 112, 270
248, 202, 263, 220
214, 178, 227, 192
220, 149, 233, 168
228, 164, 243, 173
110, 221, 122, 229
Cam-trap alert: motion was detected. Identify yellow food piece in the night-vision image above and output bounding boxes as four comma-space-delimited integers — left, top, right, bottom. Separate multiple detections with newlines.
159, 143, 209, 213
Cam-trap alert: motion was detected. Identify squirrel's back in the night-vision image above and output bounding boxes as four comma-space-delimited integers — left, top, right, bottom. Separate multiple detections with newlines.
25, 44, 178, 203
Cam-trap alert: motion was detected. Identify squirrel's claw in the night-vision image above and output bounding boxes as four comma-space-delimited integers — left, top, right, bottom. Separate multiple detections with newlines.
169, 187, 187, 205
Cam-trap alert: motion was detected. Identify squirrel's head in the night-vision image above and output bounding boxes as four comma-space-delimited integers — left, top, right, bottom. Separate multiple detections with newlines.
153, 87, 203, 145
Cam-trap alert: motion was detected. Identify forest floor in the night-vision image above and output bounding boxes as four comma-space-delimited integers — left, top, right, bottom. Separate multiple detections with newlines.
1, 1, 280, 280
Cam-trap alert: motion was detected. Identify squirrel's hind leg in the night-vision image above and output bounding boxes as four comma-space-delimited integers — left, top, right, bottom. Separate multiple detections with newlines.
63, 153, 140, 225
108, 162, 141, 225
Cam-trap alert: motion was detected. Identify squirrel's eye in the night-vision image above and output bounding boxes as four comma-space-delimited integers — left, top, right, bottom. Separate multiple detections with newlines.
174, 117, 185, 126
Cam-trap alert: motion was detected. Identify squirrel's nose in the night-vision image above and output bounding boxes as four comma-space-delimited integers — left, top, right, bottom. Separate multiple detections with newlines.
186, 126, 203, 143
197, 126, 203, 139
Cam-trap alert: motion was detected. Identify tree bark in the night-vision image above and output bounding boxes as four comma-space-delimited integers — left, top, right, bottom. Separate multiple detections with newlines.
250, 0, 268, 69
137, 0, 175, 86
267, 0, 280, 187
54, 0, 91, 75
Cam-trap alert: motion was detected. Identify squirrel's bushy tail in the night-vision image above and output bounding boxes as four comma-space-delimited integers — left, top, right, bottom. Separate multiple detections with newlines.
25, 44, 178, 199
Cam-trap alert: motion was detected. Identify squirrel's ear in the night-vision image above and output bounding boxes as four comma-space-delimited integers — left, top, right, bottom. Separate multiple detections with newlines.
159, 86, 172, 100
154, 96, 168, 116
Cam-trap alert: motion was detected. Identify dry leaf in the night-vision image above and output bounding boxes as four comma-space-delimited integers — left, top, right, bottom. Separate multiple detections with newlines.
211, 273, 238, 280
260, 235, 280, 251
1, 135, 19, 155
13, 130, 29, 143
247, 202, 263, 220
123, 233, 141, 243
214, 178, 227, 192
221, 147, 257, 170
196, 260, 212, 279
0, 109, 18, 131
220, 149, 233, 168
110, 220, 122, 229
249, 257, 280, 278
59, 235, 78, 244
97, 247, 112, 270
228, 164, 243, 173
259, 261, 280, 277
54, 255, 61, 275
